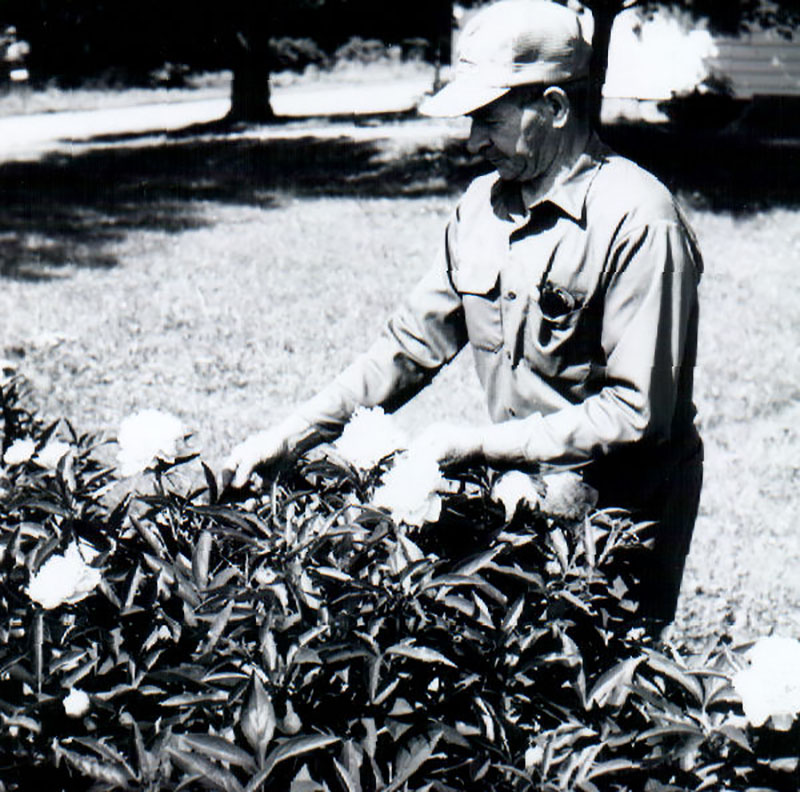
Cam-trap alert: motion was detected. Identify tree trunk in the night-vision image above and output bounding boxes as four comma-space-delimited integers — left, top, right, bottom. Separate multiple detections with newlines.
227, 34, 276, 124
588, 3, 617, 131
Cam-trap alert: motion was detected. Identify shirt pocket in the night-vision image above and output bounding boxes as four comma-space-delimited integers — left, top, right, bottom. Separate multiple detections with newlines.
523, 282, 589, 379
461, 282, 504, 353
451, 261, 504, 353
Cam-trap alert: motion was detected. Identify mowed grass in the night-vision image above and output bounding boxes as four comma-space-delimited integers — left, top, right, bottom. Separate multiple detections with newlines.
1, 120, 798, 647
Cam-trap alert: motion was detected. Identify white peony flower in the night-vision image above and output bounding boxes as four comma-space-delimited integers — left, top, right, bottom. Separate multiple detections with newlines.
540, 471, 598, 520
733, 636, 800, 730
33, 440, 71, 470
524, 744, 544, 769
333, 406, 407, 471
372, 452, 445, 527
3, 438, 36, 466
491, 471, 541, 521
63, 688, 91, 718
27, 542, 102, 610
116, 409, 184, 476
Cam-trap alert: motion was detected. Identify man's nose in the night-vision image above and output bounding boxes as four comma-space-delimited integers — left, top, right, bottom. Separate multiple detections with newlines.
467, 120, 490, 155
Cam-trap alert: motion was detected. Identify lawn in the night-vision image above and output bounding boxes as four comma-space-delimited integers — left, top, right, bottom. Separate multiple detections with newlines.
0, 106, 798, 649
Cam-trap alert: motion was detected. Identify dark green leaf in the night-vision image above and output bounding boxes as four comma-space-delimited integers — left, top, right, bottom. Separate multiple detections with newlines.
769, 757, 800, 773
179, 733, 257, 771
201, 600, 235, 654
166, 745, 245, 792
53, 742, 135, 787
192, 529, 213, 589
643, 650, 704, 704
502, 596, 525, 633
716, 724, 751, 752
384, 730, 442, 792
161, 691, 228, 707
423, 573, 507, 606
333, 757, 361, 792
245, 734, 340, 792
208, 566, 241, 591
240, 675, 275, 766
386, 643, 457, 668
32, 610, 43, 694
452, 546, 504, 577
66, 737, 138, 780
202, 462, 219, 505
0, 713, 41, 733
587, 656, 644, 709
586, 758, 640, 780
638, 723, 704, 741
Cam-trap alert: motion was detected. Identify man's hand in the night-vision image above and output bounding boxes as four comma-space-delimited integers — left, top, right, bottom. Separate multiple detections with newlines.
221, 427, 293, 490
406, 422, 485, 468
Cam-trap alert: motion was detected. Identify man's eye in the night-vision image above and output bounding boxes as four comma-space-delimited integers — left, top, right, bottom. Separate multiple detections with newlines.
471, 112, 494, 125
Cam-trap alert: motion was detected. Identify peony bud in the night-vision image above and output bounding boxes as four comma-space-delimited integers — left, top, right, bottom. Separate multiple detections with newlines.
278, 699, 302, 735
63, 688, 91, 718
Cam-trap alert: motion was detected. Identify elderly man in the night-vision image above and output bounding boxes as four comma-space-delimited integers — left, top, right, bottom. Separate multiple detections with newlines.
224, 0, 703, 625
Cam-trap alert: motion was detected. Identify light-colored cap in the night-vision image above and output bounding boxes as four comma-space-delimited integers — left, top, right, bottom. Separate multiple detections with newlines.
420, 0, 592, 117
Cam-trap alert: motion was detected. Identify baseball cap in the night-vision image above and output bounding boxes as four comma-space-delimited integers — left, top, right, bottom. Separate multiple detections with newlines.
419, 0, 592, 118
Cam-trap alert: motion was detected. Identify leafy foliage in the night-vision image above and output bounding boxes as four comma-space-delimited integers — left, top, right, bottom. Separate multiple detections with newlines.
1, 381, 799, 790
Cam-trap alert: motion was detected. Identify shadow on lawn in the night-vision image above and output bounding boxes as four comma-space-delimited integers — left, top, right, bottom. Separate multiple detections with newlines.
0, 125, 484, 281
1, 112, 799, 280
603, 123, 800, 214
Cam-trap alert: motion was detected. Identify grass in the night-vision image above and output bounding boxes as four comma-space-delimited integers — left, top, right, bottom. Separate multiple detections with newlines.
0, 71, 231, 118
0, 105, 798, 648
0, 60, 436, 118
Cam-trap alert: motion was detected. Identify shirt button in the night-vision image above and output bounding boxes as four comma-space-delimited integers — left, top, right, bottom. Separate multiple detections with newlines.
505, 350, 512, 360
509, 407, 516, 417
505, 291, 517, 301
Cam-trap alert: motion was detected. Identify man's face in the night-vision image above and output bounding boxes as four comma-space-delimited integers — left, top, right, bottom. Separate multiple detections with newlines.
467, 90, 560, 183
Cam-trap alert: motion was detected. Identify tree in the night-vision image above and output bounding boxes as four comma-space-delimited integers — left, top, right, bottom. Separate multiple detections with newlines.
221, 0, 452, 122
582, 0, 800, 126
458, 0, 800, 127
0, 0, 453, 122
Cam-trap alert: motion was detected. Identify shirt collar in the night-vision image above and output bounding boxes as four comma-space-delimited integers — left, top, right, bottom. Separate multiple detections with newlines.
491, 134, 609, 225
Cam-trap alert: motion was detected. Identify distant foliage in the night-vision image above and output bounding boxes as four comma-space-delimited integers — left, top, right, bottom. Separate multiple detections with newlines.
333, 38, 394, 65
269, 38, 330, 73
1, 379, 799, 791
0, 0, 450, 89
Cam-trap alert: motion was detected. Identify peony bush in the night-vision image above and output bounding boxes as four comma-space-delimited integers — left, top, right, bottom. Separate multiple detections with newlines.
1, 377, 799, 791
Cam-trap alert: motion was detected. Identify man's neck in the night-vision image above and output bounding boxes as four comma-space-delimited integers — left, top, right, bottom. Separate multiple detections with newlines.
519, 127, 591, 210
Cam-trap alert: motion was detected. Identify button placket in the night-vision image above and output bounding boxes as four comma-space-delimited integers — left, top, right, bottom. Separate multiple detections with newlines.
500, 243, 528, 368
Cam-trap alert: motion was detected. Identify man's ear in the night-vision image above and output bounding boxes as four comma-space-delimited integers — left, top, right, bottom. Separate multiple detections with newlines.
543, 86, 570, 129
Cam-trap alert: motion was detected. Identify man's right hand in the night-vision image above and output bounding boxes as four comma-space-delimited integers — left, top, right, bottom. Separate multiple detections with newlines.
221, 427, 294, 490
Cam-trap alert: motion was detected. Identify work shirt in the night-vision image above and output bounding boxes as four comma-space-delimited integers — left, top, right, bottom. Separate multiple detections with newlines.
296, 135, 703, 511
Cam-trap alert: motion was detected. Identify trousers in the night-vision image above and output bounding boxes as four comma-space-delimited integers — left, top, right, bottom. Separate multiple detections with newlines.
586, 437, 704, 623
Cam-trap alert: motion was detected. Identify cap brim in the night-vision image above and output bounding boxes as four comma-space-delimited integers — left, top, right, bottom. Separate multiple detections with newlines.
418, 80, 510, 117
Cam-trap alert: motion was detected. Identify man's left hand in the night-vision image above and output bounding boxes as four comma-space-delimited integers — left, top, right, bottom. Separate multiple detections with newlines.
406, 423, 485, 468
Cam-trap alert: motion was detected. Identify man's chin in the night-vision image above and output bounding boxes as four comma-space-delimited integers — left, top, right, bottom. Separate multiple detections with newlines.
493, 162, 527, 182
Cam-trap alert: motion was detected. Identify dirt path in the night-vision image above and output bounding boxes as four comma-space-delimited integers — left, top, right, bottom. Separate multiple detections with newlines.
0, 75, 447, 163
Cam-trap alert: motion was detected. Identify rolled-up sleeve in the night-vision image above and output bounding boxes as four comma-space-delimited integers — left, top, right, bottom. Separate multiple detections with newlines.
483, 218, 701, 465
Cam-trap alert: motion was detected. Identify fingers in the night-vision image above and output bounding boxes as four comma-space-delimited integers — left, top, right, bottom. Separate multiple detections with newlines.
233, 442, 266, 489
230, 458, 254, 490
220, 466, 235, 490
405, 427, 446, 465
221, 440, 257, 490
220, 450, 249, 490
407, 424, 483, 468
221, 430, 289, 490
